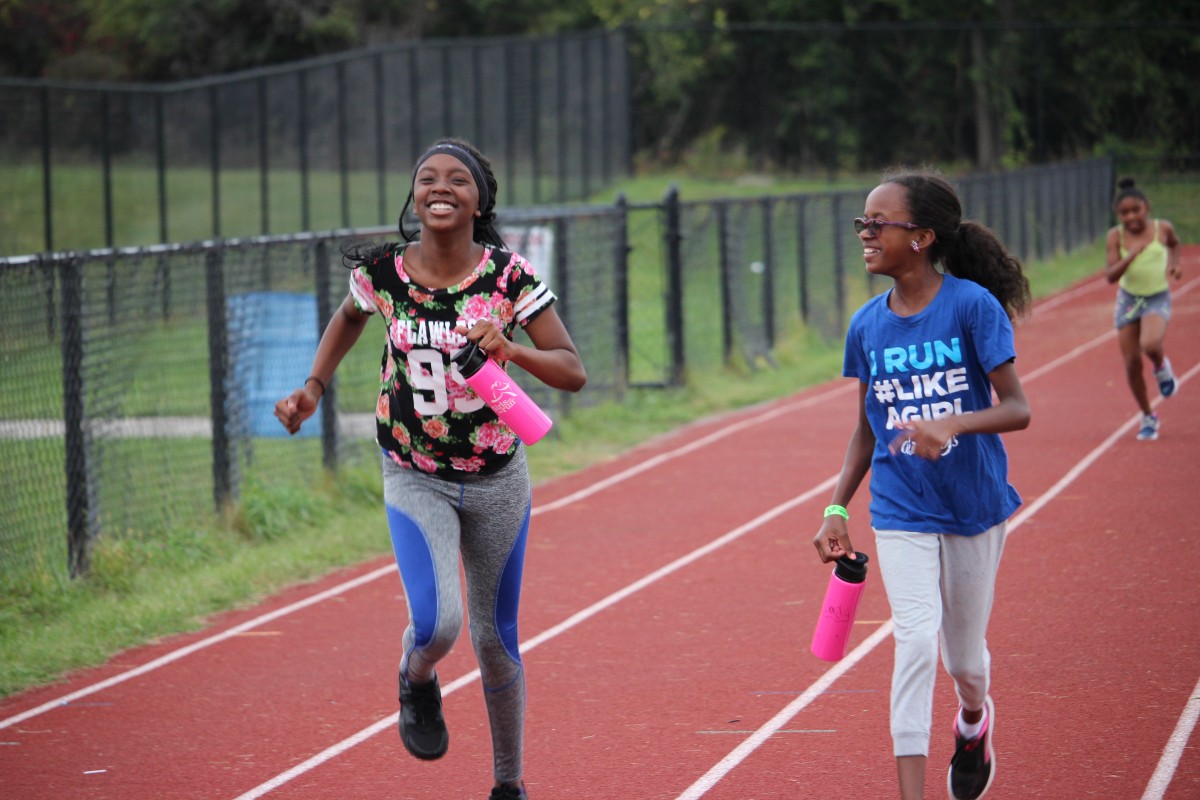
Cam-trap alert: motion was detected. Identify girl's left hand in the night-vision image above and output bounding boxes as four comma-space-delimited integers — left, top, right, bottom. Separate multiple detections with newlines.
456, 320, 512, 362
888, 419, 956, 461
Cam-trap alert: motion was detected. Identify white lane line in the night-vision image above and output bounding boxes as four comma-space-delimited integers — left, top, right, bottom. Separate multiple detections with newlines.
229, 475, 839, 800
1141, 674, 1200, 800
4, 275, 1168, 730
532, 383, 854, 516
671, 361, 1199, 800
0, 565, 396, 731
0, 385, 852, 732
675, 622, 894, 800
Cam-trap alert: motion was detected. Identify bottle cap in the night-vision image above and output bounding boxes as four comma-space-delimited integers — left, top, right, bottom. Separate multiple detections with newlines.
833, 552, 869, 584
451, 340, 487, 378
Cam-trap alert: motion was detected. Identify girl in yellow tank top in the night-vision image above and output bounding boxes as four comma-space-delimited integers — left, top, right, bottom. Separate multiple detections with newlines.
1104, 178, 1183, 441
1118, 220, 1170, 296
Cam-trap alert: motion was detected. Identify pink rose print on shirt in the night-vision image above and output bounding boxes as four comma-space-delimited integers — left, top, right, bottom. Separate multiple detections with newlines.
473, 421, 517, 454
422, 418, 449, 439
460, 294, 493, 323
458, 268, 481, 292
408, 287, 435, 305
412, 452, 440, 473
447, 378, 474, 406
493, 296, 515, 325
450, 455, 487, 472
391, 423, 411, 447
376, 393, 391, 422
375, 289, 395, 319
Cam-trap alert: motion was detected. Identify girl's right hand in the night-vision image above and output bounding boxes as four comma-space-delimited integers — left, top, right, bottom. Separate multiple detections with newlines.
274, 387, 319, 435
812, 516, 855, 563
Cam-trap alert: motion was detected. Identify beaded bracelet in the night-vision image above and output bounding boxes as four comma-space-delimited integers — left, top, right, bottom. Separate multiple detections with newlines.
305, 375, 327, 395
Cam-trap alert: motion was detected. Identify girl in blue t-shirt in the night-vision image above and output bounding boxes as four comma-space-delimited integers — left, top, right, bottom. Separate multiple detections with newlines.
274, 138, 586, 800
812, 170, 1031, 800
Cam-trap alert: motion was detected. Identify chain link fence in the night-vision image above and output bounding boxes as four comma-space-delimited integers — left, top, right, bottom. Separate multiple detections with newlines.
0, 29, 630, 255
0, 156, 1112, 581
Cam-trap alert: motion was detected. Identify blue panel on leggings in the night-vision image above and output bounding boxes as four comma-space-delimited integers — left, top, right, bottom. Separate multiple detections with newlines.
494, 504, 530, 663
386, 505, 439, 649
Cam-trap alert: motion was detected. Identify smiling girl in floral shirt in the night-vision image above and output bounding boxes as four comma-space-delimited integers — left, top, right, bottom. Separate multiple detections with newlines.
274, 138, 585, 800
349, 242, 557, 476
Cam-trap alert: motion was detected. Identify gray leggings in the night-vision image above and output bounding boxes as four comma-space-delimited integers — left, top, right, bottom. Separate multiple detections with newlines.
875, 523, 1007, 757
382, 448, 532, 783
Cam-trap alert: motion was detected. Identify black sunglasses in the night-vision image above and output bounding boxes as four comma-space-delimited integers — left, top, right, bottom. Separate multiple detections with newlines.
853, 217, 922, 236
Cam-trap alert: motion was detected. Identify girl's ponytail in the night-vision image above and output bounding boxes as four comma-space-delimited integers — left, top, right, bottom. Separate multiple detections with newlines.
885, 169, 1031, 322
943, 221, 1031, 322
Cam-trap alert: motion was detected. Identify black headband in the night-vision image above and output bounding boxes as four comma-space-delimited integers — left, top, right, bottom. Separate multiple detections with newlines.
411, 143, 491, 215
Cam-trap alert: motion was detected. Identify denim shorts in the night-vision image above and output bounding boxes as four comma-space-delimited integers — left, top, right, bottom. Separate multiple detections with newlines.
1114, 288, 1171, 329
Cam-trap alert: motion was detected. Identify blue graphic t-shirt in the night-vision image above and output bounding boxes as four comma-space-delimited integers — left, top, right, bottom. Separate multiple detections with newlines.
843, 273, 1022, 535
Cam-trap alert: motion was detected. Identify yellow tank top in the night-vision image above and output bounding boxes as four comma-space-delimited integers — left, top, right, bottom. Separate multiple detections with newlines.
1119, 220, 1169, 296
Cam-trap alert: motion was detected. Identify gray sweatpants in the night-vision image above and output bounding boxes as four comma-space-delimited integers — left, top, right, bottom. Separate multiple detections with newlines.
382, 448, 532, 783
875, 522, 1007, 757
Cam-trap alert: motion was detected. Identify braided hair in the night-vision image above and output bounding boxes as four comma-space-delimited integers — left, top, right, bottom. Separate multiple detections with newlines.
884, 168, 1031, 322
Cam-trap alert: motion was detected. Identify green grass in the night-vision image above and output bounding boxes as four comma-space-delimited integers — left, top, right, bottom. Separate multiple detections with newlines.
3, 163, 1193, 701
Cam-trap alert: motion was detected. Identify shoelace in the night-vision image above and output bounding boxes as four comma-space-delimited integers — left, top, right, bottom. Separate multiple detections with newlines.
404, 683, 441, 723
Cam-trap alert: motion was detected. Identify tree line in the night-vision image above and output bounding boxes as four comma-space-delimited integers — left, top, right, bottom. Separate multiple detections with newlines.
2, 1, 1195, 171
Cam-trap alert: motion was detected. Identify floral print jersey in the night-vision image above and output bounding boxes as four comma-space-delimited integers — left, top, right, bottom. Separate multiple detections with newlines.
348, 243, 557, 476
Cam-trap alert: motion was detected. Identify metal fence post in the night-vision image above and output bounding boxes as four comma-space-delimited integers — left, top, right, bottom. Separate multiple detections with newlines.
336, 62, 350, 229
60, 256, 94, 577
314, 239, 338, 472
155, 92, 169, 243
101, 90, 114, 249
209, 85, 221, 238
40, 86, 53, 251
613, 194, 630, 390
257, 77, 270, 234
832, 193, 847, 335
796, 196, 810, 323
716, 202, 733, 365
761, 197, 776, 349
553, 215, 574, 418
205, 248, 234, 512
663, 185, 685, 385
299, 70, 311, 231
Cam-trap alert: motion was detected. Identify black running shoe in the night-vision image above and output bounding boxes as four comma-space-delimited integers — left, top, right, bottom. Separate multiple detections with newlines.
488, 782, 527, 799
947, 696, 995, 800
398, 673, 449, 760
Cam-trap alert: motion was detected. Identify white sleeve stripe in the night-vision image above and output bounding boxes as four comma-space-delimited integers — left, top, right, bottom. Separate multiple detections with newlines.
515, 283, 555, 322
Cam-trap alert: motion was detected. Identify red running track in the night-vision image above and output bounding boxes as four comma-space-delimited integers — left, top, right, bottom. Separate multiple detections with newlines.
3, 253, 1200, 800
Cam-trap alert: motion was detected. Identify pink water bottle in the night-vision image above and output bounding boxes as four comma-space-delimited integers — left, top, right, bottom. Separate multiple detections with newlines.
811, 552, 869, 662
452, 341, 553, 445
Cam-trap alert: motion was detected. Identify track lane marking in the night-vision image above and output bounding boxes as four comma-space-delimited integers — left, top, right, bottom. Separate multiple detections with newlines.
10, 274, 1192, 732
1141, 674, 1200, 800
673, 360, 1200, 800
8, 274, 1196, 794
0, 385, 855, 732
227, 474, 839, 800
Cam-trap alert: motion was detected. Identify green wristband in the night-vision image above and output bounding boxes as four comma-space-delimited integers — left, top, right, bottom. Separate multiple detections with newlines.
823, 504, 849, 521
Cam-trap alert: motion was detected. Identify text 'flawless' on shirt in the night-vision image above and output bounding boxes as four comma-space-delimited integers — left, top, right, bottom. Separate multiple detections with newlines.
391, 319, 464, 350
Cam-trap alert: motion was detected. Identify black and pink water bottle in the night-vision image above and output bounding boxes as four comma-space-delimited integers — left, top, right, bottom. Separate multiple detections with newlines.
810, 552, 869, 662
452, 341, 553, 445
